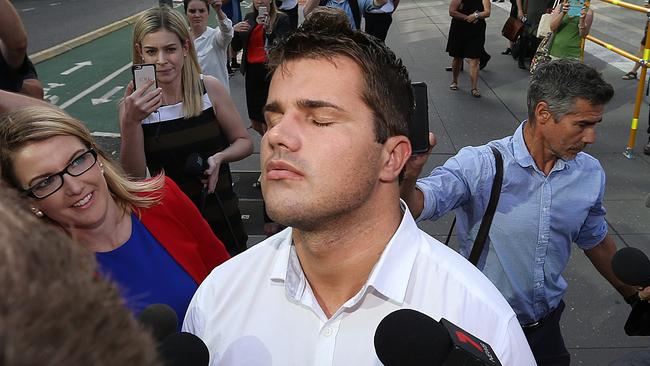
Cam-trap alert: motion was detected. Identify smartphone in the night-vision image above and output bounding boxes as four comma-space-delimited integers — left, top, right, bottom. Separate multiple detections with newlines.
257, 5, 268, 24
132, 64, 157, 94
567, 0, 585, 17
409, 82, 430, 155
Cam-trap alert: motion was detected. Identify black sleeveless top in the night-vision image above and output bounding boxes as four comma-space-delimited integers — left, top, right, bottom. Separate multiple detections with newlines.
141, 88, 247, 254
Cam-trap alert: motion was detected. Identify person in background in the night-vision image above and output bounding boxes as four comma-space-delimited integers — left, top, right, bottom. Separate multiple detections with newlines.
223, 0, 243, 73
548, 0, 593, 60
120, 6, 253, 254
446, 0, 491, 97
0, 0, 43, 99
185, 0, 234, 91
277, 0, 299, 29
182, 13, 536, 365
232, 0, 291, 137
0, 186, 160, 366
363, 0, 398, 42
401, 59, 638, 366
0, 106, 230, 326
303, 0, 388, 30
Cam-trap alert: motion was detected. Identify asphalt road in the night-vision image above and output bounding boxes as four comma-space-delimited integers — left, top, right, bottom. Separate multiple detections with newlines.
14, 0, 157, 53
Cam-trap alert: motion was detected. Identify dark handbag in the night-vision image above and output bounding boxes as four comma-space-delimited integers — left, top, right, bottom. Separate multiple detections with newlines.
502, 16, 524, 42
444, 146, 504, 266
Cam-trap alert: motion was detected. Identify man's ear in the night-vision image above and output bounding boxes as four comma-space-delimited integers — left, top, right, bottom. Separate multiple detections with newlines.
379, 135, 411, 183
535, 101, 553, 125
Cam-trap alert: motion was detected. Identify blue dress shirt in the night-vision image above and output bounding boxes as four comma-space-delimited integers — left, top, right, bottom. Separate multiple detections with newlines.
416, 122, 608, 324
325, 0, 376, 29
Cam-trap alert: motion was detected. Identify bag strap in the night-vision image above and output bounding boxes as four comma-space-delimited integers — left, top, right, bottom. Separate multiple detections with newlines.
468, 146, 503, 266
349, 0, 361, 30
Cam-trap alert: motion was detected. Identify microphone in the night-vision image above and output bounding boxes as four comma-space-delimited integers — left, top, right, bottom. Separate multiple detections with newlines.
159, 332, 210, 366
374, 309, 501, 366
612, 247, 650, 287
185, 152, 208, 178
137, 303, 179, 343
184, 153, 209, 213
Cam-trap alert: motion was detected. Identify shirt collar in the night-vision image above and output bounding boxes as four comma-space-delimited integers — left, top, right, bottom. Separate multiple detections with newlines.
268, 200, 421, 305
512, 121, 567, 172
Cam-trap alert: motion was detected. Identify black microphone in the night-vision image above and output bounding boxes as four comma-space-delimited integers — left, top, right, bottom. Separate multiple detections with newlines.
137, 303, 179, 343
184, 153, 209, 213
159, 332, 210, 366
374, 309, 501, 366
612, 247, 650, 287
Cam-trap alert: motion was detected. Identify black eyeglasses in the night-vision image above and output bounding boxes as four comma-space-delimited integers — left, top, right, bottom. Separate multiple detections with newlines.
25, 149, 98, 199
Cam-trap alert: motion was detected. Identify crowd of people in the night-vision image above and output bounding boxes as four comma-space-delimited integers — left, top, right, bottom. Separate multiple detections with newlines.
1, 0, 650, 365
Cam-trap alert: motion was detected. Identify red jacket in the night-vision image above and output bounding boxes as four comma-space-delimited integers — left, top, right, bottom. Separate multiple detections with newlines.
135, 177, 230, 284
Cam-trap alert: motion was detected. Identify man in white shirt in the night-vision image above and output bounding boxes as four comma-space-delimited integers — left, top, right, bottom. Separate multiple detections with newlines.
183, 13, 536, 366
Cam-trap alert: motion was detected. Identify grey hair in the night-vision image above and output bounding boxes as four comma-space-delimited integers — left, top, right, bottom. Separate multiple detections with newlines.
527, 59, 614, 122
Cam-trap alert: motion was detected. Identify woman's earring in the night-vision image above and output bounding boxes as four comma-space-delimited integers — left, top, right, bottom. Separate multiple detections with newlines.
99, 162, 105, 174
31, 207, 44, 218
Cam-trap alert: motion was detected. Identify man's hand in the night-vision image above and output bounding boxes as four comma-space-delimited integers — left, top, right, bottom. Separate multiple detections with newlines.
400, 133, 436, 219
403, 132, 436, 182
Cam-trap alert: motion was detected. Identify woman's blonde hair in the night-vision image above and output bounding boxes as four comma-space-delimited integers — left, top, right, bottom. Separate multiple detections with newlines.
0, 106, 165, 213
132, 6, 204, 118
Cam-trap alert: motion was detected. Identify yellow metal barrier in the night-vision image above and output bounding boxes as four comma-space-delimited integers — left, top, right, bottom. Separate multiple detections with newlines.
581, 0, 650, 158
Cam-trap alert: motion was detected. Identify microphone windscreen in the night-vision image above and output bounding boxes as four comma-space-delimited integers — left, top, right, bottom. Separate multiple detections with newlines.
612, 247, 650, 287
159, 332, 210, 366
374, 308, 452, 366
184, 153, 206, 178
137, 304, 179, 342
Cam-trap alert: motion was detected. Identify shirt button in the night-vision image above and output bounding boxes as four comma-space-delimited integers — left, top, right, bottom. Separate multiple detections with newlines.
323, 327, 333, 337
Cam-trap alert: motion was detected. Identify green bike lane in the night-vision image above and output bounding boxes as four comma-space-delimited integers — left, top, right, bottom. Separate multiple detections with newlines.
36, 24, 135, 134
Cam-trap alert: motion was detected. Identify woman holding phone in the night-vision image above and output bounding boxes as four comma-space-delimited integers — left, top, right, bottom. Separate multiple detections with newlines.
0, 106, 230, 323
120, 6, 253, 254
232, 0, 290, 136
548, 0, 593, 59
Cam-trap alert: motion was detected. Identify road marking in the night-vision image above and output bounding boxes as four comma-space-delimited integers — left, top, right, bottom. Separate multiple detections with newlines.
50, 2, 62, 6
21, 7, 35, 12
60, 61, 93, 75
91, 132, 121, 138
59, 62, 132, 110
91, 86, 124, 105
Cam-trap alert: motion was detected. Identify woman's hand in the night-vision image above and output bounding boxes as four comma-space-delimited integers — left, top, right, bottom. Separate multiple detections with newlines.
233, 21, 250, 32
561, 0, 569, 13
465, 14, 478, 23
120, 80, 162, 128
517, 9, 524, 20
204, 153, 223, 194
208, 0, 222, 11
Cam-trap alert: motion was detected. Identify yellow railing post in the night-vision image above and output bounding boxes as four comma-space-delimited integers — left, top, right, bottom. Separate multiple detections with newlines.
581, 0, 650, 158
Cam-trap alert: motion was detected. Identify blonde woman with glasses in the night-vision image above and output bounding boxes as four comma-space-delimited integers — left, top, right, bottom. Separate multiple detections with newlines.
0, 106, 230, 325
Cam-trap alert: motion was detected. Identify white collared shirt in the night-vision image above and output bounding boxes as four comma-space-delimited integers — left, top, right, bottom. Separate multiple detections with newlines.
193, 17, 233, 91
183, 201, 536, 366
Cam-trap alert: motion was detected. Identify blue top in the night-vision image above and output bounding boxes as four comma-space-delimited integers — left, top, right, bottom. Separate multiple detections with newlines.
325, 0, 375, 29
96, 214, 199, 327
416, 122, 607, 324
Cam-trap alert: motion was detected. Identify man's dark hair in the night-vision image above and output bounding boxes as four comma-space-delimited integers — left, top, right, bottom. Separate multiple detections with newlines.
267, 10, 413, 143
527, 59, 614, 123
0, 186, 159, 366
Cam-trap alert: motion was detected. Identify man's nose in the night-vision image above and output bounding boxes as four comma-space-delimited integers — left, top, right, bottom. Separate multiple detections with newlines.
265, 112, 302, 152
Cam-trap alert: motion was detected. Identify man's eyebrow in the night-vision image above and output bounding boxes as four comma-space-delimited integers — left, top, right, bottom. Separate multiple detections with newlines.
263, 99, 346, 114
263, 101, 282, 114
296, 99, 344, 111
